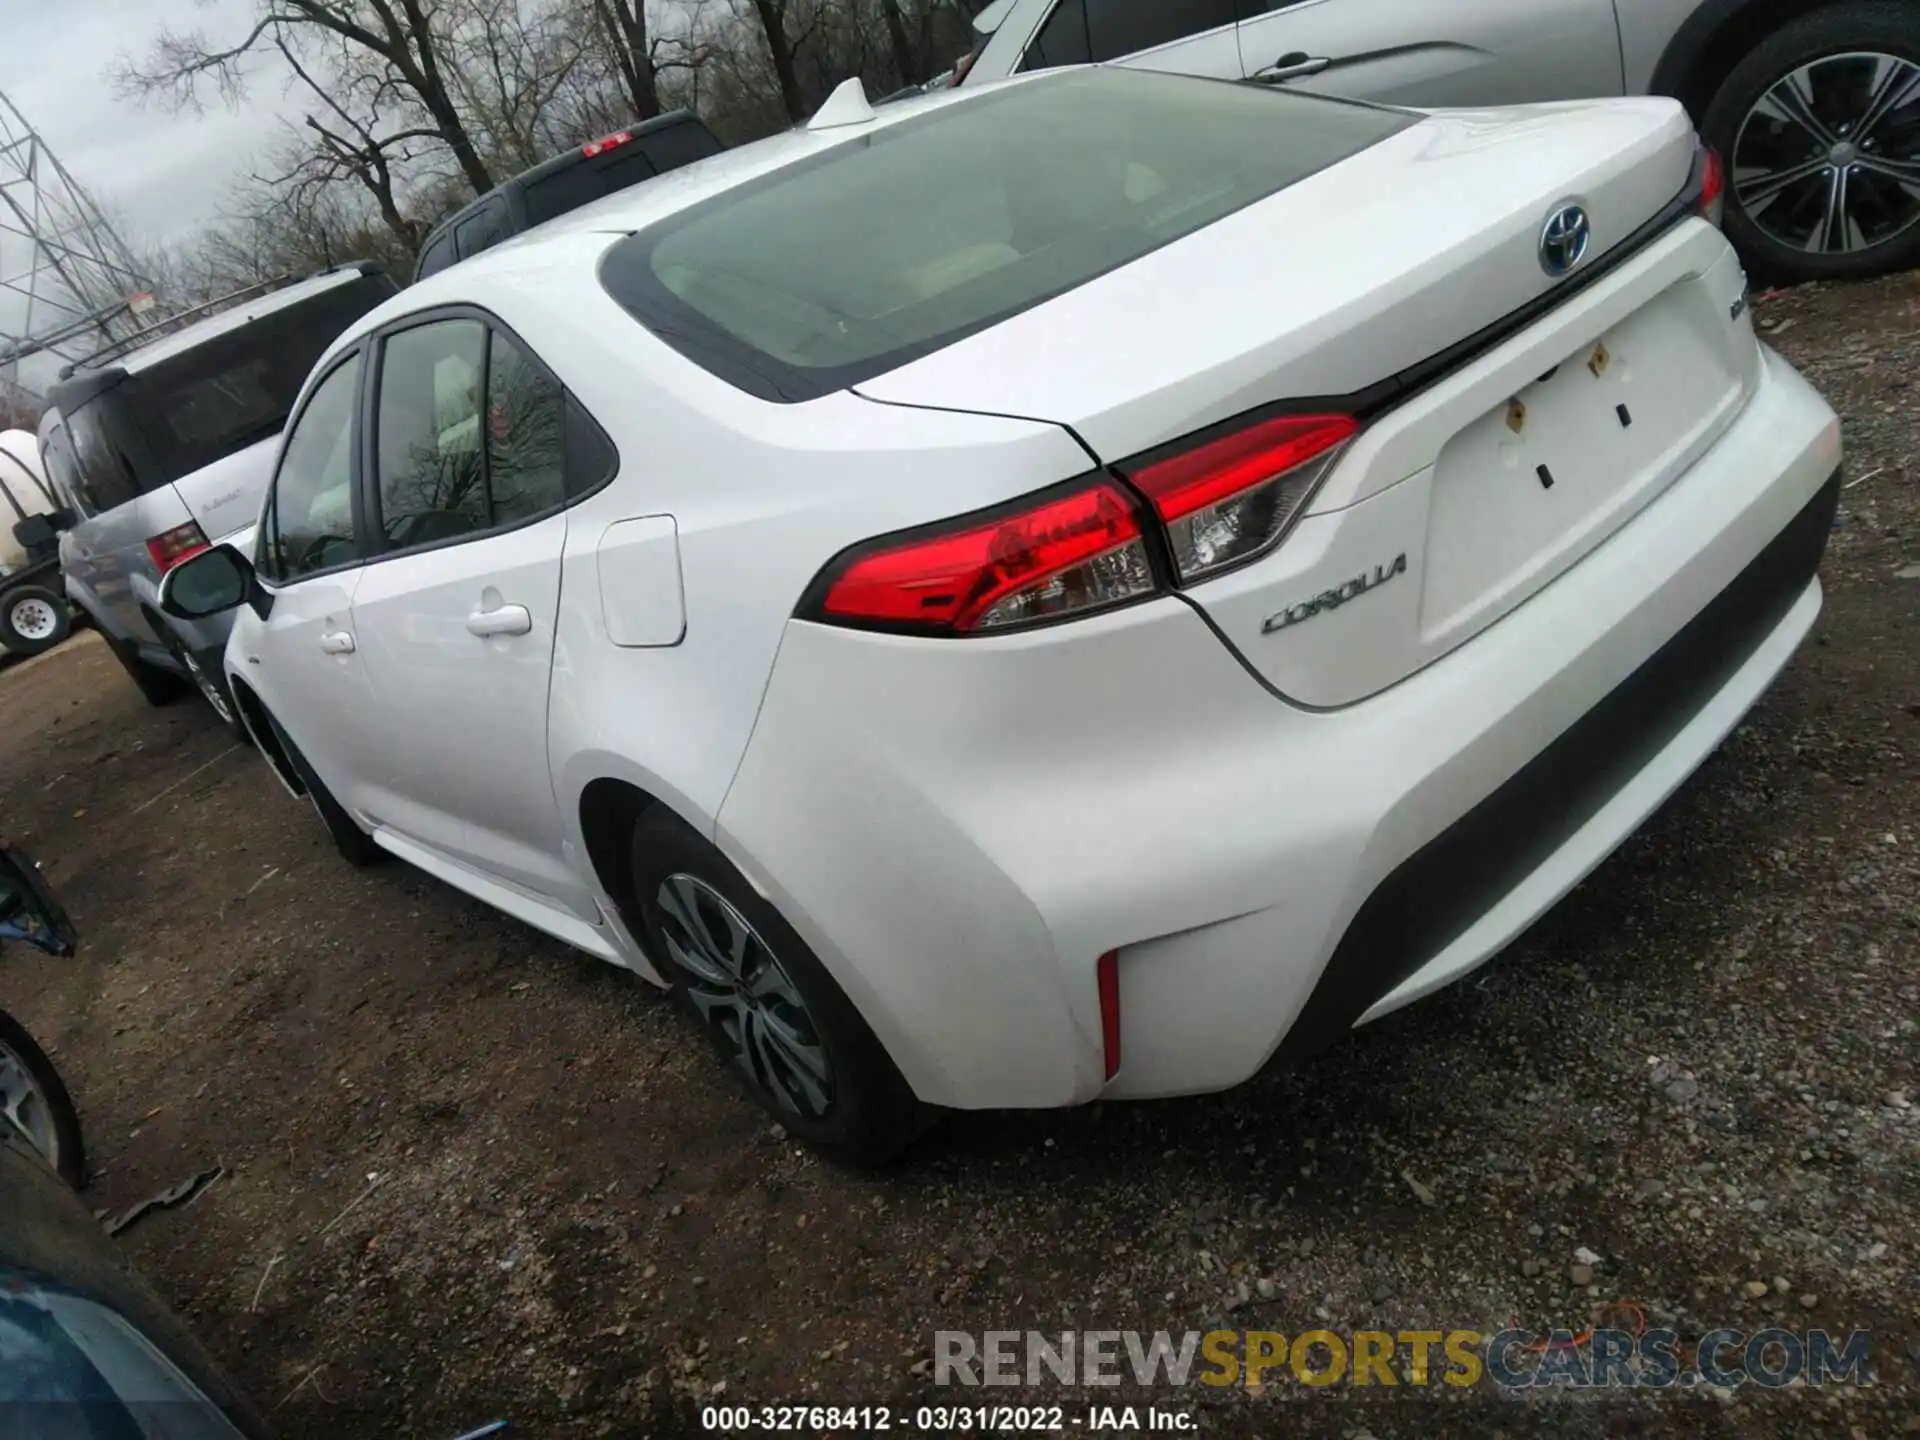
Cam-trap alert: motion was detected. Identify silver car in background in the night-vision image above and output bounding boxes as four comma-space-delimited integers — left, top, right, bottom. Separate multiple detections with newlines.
36, 264, 397, 725
955, 0, 1920, 285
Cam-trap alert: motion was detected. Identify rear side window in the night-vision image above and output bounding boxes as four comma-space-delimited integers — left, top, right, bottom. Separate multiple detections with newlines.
455, 200, 513, 259
39, 426, 82, 512
415, 230, 457, 280
1085, 0, 1237, 60
601, 69, 1414, 402
372, 317, 570, 552
1022, 0, 1090, 69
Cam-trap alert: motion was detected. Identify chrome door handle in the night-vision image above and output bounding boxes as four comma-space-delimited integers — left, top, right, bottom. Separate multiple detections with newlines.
465, 604, 533, 638
1253, 52, 1331, 83
319, 630, 356, 655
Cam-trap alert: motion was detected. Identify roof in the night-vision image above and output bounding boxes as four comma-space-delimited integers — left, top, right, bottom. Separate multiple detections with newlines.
67, 265, 381, 380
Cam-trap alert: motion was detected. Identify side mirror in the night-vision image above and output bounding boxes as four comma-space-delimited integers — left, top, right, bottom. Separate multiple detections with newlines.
0, 846, 77, 957
159, 543, 265, 621
11, 515, 55, 550
47, 508, 76, 533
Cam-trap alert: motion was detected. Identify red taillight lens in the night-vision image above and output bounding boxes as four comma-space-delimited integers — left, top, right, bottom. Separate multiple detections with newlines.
146, 521, 210, 574
1096, 950, 1121, 1082
1127, 413, 1357, 584
1698, 144, 1726, 227
814, 480, 1156, 634
583, 130, 633, 158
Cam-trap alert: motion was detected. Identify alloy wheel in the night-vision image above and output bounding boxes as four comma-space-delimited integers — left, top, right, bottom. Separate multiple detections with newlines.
655, 872, 835, 1120
8, 596, 57, 643
1733, 51, 1920, 254
0, 1036, 61, 1167
180, 649, 236, 725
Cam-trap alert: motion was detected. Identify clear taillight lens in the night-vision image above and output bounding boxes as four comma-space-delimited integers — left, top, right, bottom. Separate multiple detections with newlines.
1125, 413, 1358, 584
146, 521, 210, 574
809, 479, 1156, 635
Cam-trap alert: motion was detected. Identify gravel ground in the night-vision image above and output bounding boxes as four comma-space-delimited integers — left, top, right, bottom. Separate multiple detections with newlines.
0, 274, 1915, 1440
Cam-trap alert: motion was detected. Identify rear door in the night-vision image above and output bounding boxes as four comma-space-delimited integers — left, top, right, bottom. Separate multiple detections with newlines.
345, 311, 590, 915
1019, 0, 1244, 80
1235, 0, 1625, 103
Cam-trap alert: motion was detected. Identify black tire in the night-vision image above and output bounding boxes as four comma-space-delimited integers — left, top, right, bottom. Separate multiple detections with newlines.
96, 619, 190, 706
157, 625, 249, 743
627, 810, 924, 1162
0, 1007, 86, 1190
1702, 1, 1920, 284
0, 584, 71, 657
260, 710, 385, 868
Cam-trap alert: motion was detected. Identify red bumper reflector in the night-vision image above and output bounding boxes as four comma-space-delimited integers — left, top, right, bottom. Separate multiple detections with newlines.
1097, 950, 1121, 1081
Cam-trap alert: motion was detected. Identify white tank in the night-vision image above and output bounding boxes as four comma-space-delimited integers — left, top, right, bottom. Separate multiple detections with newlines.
0, 430, 58, 575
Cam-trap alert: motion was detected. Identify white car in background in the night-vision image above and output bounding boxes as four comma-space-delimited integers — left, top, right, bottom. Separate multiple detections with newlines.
164, 69, 1840, 1157
952, 0, 1920, 285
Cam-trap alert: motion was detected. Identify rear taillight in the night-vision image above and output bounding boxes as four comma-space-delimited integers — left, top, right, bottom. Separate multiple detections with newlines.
146, 521, 209, 574
1126, 413, 1357, 583
1698, 144, 1726, 228
803, 413, 1359, 636
812, 479, 1155, 635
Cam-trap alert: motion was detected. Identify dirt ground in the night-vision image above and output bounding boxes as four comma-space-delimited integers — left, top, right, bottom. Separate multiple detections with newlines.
1, 275, 1916, 1440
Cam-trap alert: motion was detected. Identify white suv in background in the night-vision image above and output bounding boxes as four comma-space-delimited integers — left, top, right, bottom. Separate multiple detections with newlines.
953, 0, 1920, 284
37, 265, 397, 727
164, 69, 1839, 1157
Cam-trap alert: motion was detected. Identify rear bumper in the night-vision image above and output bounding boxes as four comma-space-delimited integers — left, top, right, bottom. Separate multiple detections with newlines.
717, 346, 1840, 1110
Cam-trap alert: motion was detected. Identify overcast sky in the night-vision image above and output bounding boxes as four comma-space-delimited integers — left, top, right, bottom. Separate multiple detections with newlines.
3, 0, 297, 250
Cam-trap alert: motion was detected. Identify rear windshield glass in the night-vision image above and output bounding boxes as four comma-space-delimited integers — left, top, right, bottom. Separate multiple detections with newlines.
524, 124, 724, 227
600, 69, 1413, 402
64, 275, 394, 508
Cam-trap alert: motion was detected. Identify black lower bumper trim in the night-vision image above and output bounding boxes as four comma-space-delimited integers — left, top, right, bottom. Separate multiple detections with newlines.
1272, 470, 1840, 1067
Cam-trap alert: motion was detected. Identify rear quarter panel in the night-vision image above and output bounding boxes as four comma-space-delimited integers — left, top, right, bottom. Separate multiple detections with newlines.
1615, 0, 1713, 94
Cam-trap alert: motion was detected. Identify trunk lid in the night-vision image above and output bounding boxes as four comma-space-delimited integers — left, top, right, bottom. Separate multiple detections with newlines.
855, 99, 1700, 461
858, 98, 1758, 707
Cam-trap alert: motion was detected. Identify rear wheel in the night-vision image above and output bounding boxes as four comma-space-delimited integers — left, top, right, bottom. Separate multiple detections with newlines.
627, 810, 923, 1162
0, 1008, 86, 1189
158, 626, 248, 742
96, 620, 190, 706
1703, 1, 1920, 283
0, 585, 71, 657
261, 710, 385, 868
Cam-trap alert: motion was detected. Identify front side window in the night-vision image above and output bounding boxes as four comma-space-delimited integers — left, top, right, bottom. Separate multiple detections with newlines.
374, 317, 569, 551
261, 358, 363, 583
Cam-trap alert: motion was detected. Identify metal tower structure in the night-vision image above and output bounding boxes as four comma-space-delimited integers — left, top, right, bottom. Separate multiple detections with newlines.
0, 86, 157, 400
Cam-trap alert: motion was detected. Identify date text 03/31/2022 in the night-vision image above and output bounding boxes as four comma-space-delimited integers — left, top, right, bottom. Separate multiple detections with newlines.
700, 1405, 1196, 1432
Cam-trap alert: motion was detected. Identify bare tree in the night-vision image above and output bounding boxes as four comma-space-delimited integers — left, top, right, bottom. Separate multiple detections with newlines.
119, 0, 499, 198
739, 0, 815, 122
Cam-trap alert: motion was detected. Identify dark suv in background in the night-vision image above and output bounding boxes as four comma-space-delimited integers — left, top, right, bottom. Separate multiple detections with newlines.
413, 111, 724, 281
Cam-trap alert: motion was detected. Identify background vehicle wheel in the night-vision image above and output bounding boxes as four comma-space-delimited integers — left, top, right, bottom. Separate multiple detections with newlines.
627, 810, 923, 1162
0, 1008, 86, 1189
0, 585, 71, 657
1703, 1, 1920, 283
161, 630, 248, 742
96, 621, 190, 706
260, 710, 384, 868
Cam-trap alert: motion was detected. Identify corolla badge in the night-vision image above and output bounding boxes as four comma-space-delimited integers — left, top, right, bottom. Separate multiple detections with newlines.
1538, 204, 1592, 278
1261, 553, 1407, 634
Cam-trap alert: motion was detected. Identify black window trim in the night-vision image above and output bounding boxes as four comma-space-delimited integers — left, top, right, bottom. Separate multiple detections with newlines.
351, 301, 620, 572
1018, 0, 1244, 70
256, 344, 371, 590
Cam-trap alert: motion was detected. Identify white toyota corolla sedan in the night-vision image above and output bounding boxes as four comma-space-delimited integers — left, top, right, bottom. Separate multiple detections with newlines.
164, 66, 1842, 1157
